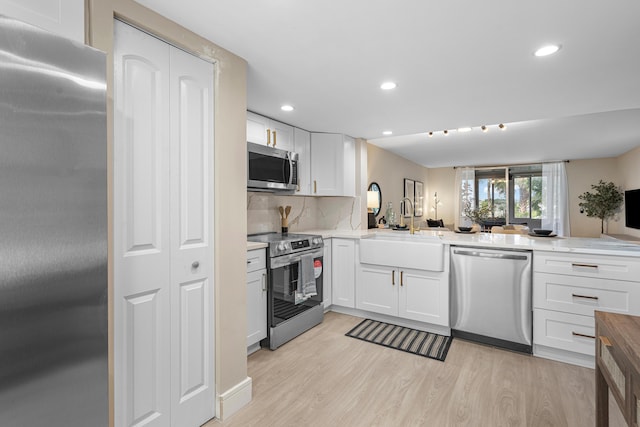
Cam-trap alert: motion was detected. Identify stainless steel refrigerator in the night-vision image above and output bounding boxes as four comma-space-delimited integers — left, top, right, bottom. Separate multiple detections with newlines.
0, 16, 108, 426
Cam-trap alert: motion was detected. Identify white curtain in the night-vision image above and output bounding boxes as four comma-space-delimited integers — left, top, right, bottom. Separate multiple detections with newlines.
454, 167, 475, 229
541, 162, 571, 236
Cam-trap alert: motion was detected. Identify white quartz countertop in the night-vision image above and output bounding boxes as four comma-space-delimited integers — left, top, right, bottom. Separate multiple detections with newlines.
247, 241, 268, 251
296, 228, 640, 257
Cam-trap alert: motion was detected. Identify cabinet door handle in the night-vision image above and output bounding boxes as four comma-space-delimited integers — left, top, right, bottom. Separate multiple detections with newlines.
266, 129, 271, 146
392, 270, 395, 286
261, 273, 267, 292
571, 263, 598, 269
572, 293, 599, 300
314, 180, 317, 194
400, 271, 404, 286
599, 335, 612, 347
572, 331, 596, 340
273, 130, 277, 147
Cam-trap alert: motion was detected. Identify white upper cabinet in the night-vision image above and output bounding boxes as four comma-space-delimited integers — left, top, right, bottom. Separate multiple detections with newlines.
246, 113, 357, 197
246, 111, 294, 151
311, 133, 356, 196
293, 127, 311, 195
0, 0, 84, 43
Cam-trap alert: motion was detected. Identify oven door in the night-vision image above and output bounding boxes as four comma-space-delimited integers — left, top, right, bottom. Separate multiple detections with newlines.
268, 248, 323, 327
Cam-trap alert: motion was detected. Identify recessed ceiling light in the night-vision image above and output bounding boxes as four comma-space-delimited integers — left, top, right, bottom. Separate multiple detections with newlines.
281, 105, 294, 112
457, 127, 472, 133
534, 44, 561, 57
380, 82, 397, 90
383, 131, 393, 135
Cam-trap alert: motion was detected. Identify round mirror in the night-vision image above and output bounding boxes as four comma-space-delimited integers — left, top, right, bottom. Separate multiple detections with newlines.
368, 182, 382, 216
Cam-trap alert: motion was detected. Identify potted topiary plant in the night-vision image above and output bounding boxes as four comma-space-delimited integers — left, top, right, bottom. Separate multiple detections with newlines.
578, 180, 624, 234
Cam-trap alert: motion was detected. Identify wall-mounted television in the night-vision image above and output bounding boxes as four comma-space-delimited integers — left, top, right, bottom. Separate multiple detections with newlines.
625, 189, 640, 229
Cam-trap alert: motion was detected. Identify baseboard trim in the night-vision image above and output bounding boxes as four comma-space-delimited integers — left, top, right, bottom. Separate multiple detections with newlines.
216, 376, 252, 421
329, 306, 451, 336
533, 344, 595, 369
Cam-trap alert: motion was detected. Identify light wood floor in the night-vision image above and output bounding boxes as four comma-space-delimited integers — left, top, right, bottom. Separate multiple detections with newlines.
208, 311, 626, 427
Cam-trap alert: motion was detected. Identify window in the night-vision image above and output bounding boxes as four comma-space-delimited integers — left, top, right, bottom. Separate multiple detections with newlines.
509, 166, 543, 228
474, 169, 507, 220
470, 165, 543, 229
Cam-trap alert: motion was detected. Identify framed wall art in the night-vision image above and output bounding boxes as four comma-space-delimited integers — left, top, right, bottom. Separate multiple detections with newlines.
414, 180, 424, 216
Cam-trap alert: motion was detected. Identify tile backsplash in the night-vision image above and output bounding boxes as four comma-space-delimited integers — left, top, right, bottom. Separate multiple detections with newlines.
247, 192, 363, 234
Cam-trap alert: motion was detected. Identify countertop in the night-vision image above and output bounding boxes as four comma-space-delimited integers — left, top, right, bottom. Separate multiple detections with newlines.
295, 228, 640, 258
247, 241, 268, 251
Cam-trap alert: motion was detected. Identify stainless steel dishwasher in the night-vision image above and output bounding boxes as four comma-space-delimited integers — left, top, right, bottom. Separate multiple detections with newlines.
450, 246, 533, 353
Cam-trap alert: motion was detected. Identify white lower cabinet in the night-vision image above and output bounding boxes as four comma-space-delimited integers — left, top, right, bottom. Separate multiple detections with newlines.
323, 238, 332, 309
247, 249, 267, 352
332, 238, 357, 308
532, 251, 640, 367
357, 264, 448, 325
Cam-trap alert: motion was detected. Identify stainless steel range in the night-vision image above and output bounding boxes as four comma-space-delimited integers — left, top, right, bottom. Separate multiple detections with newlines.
248, 232, 325, 349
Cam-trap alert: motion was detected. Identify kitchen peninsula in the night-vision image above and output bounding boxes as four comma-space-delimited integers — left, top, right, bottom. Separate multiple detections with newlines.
249, 229, 640, 369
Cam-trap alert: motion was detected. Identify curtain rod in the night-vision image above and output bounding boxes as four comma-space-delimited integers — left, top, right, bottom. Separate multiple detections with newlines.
452, 160, 569, 169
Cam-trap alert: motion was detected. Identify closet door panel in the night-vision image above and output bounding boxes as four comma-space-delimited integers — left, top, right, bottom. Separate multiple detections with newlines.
169, 46, 215, 427
114, 19, 172, 427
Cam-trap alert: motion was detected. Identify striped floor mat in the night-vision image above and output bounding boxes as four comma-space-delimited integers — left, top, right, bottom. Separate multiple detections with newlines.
345, 319, 452, 362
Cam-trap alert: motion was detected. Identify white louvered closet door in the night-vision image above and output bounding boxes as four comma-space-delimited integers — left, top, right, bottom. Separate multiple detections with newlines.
114, 20, 215, 427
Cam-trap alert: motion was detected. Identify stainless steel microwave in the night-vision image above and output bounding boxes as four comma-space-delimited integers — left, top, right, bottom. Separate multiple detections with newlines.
247, 142, 298, 193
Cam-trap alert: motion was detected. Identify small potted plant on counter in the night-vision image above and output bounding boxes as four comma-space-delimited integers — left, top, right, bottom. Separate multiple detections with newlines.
462, 199, 491, 230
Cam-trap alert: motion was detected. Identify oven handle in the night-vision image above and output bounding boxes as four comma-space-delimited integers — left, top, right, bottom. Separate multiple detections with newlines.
269, 248, 324, 269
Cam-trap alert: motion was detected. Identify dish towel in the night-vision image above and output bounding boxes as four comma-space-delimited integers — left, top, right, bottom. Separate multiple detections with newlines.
300, 254, 317, 298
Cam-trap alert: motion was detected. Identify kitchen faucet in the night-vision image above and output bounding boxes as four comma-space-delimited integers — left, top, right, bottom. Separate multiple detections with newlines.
401, 197, 415, 234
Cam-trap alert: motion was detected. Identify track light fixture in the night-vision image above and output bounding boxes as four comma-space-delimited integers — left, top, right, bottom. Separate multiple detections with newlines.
425, 123, 506, 138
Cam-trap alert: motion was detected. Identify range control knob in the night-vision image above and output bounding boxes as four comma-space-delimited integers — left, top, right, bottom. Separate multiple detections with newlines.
276, 242, 287, 253
313, 237, 323, 246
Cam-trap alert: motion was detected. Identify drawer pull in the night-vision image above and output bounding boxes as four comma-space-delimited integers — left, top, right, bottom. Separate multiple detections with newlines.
392, 270, 395, 286
599, 335, 612, 347
571, 262, 599, 269
572, 293, 599, 300
572, 331, 596, 340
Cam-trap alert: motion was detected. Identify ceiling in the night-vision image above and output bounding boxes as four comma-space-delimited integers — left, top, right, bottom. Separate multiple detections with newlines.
134, 0, 640, 168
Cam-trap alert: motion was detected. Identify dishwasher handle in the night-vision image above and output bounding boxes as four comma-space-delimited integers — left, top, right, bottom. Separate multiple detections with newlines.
452, 249, 529, 261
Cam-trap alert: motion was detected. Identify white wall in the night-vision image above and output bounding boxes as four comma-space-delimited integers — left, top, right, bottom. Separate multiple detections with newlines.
367, 143, 430, 225
426, 167, 457, 228
565, 158, 622, 237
